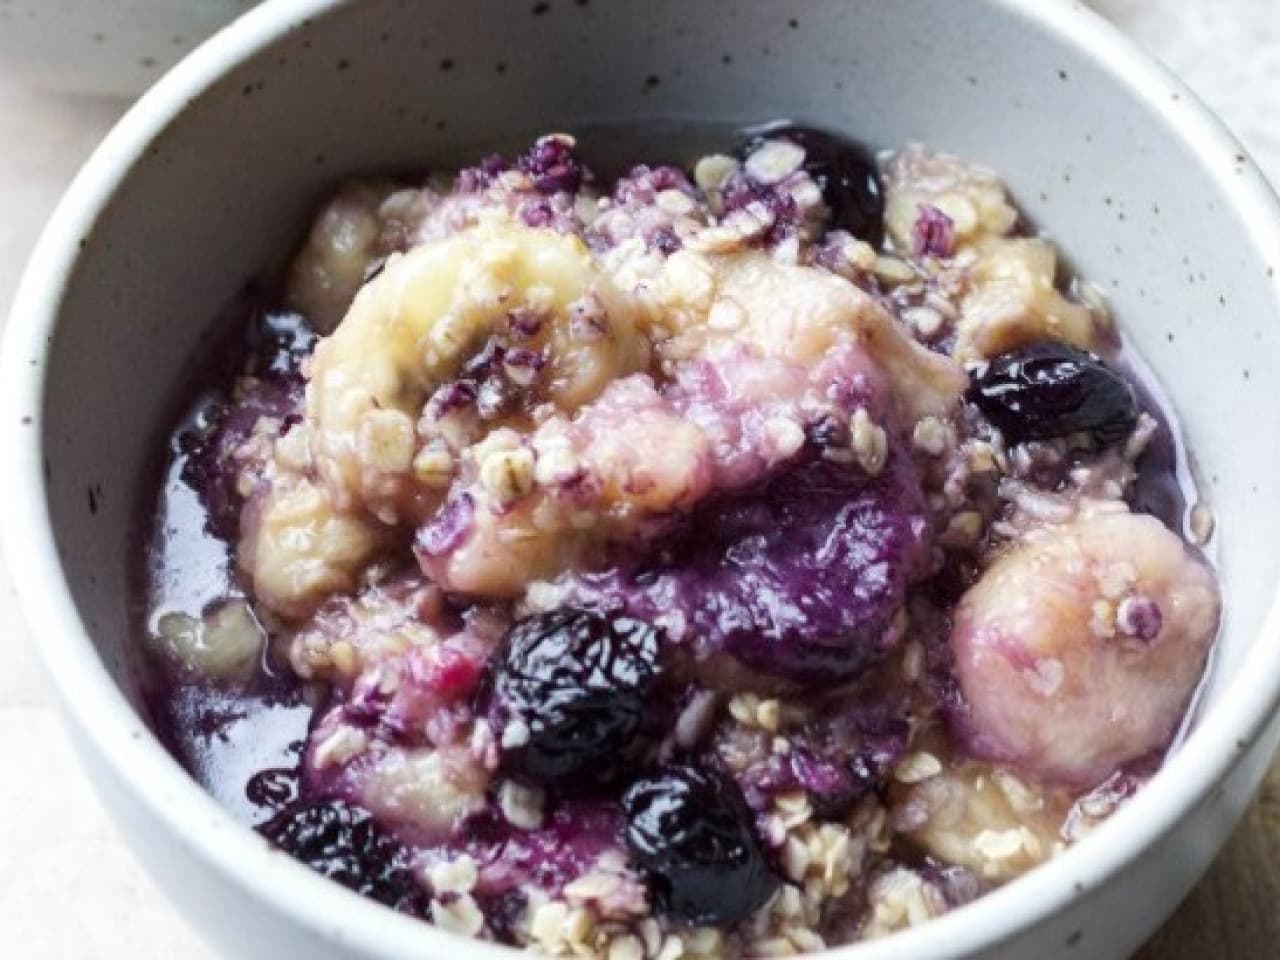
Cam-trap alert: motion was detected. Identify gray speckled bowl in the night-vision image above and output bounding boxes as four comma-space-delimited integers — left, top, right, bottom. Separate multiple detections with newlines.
4, 1, 1280, 958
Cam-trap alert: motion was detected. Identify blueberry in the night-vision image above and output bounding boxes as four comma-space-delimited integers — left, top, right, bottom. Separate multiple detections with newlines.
259, 800, 427, 913
623, 765, 778, 924
967, 341, 1139, 446
489, 609, 664, 791
740, 123, 885, 245
563, 454, 931, 687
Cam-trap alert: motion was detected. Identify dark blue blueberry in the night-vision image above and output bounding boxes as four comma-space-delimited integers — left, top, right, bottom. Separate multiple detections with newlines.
259, 800, 427, 914
489, 609, 665, 791
967, 341, 1139, 446
623, 765, 778, 925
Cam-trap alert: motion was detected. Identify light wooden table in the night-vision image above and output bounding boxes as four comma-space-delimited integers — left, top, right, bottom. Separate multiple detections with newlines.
0, 2, 1276, 956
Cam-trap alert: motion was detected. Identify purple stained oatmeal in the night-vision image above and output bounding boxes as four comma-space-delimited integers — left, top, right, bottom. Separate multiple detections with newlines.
137, 129, 1221, 956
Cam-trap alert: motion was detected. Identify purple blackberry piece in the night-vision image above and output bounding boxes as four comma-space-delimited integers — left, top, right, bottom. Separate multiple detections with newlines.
613, 164, 695, 205
719, 172, 801, 244
520, 199, 558, 228
788, 749, 862, 815
416, 493, 475, 558
736, 700, 909, 817
457, 152, 512, 192
426, 380, 478, 421
507, 307, 544, 338
1117, 595, 1163, 641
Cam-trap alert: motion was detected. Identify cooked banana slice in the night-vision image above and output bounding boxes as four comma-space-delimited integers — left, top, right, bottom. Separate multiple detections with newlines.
306, 221, 652, 521
238, 474, 388, 621
883, 145, 1019, 255
656, 249, 967, 426
950, 510, 1220, 786
956, 237, 1099, 362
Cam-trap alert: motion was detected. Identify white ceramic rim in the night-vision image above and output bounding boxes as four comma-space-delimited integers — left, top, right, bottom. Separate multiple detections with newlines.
3, 0, 1280, 956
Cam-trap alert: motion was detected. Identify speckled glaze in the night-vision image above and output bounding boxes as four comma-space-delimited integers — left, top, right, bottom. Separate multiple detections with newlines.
0, 0, 260, 95
3, 1, 1280, 959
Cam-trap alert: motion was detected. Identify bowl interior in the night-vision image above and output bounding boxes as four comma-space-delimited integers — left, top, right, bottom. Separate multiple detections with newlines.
18, 0, 1280, 953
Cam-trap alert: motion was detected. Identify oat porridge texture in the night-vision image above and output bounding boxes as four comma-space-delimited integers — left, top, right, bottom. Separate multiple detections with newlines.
138, 126, 1221, 958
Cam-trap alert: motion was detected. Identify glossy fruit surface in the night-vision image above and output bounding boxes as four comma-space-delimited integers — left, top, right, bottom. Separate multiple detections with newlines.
259, 801, 426, 913
623, 765, 778, 925
967, 341, 1138, 446
491, 608, 664, 790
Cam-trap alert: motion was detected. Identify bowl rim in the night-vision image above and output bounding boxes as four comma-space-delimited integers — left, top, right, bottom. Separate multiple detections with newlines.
4, 0, 1280, 957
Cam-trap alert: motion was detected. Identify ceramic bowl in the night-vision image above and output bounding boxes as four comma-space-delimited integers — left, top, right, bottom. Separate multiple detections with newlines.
4, 0, 1280, 957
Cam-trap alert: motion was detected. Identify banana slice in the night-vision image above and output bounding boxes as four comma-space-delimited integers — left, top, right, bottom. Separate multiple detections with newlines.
657, 248, 968, 426
956, 237, 1099, 362
950, 510, 1220, 786
307, 220, 652, 522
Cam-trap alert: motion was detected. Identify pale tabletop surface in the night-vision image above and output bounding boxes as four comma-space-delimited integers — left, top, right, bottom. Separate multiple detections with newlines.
0, 2, 1277, 957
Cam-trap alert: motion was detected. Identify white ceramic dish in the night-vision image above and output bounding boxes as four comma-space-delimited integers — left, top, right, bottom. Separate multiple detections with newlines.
4, 0, 1280, 957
